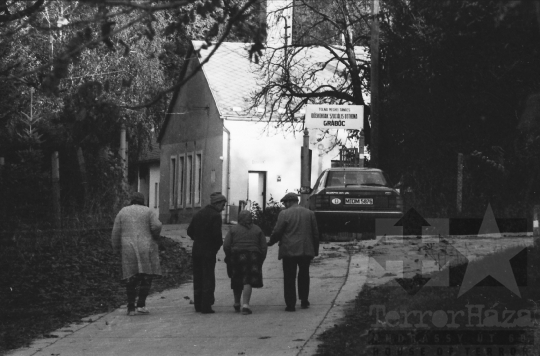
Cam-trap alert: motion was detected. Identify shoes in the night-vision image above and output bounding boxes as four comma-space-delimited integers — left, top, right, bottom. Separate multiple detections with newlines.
136, 307, 149, 314
241, 307, 252, 315
285, 306, 296, 312
301, 300, 310, 309
127, 310, 136, 316
201, 308, 215, 314
234, 304, 241, 312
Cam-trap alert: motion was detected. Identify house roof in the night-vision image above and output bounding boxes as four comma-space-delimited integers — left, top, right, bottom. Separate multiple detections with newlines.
158, 40, 368, 142
194, 41, 260, 118
194, 41, 368, 118
139, 141, 160, 163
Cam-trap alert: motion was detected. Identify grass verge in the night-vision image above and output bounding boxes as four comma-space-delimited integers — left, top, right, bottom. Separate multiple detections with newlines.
316, 239, 540, 356
0, 230, 191, 354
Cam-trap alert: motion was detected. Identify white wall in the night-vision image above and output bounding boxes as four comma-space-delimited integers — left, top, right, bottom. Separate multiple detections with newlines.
138, 171, 150, 205
148, 162, 160, 216
224, 119, 348, 208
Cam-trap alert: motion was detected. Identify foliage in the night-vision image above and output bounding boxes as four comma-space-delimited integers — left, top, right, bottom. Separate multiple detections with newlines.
250, 195, 283, 235
0, 149, 52, 233
378, 0, 540, 217
0, 231, 191, 352
0, 0, 265, 231
250, 0, 540, 219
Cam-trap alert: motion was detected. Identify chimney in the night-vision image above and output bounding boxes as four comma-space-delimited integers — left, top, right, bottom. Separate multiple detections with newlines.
265, 0, 293, 48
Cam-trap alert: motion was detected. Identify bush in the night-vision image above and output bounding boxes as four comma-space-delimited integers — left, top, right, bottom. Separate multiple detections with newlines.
250, 196, 283, 236
0, 230, 191, 353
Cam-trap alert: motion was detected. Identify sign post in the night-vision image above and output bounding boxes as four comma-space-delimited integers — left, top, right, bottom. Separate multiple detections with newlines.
300, 129, 312, 207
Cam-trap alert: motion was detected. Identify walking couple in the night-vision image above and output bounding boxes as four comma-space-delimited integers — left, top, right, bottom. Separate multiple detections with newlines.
187, 191, 319, 315
111, 191, 319, 316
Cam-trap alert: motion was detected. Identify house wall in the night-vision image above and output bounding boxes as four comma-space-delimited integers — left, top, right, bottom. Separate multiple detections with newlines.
148, 162, 160, 216
159, 59, 224, 224
225, 120, 343, 215
138, 168, 150, 205
137, 161, 160, 217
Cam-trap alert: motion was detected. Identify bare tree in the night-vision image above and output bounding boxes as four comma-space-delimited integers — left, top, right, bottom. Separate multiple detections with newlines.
251, 0, 372, 145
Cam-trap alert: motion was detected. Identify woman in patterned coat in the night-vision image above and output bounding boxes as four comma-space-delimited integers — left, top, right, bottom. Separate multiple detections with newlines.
112, 192, 162, 316
223, 210, 267, 315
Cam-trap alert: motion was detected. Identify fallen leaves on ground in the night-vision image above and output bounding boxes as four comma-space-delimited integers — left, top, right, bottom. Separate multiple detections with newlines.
0, 231, 191, 353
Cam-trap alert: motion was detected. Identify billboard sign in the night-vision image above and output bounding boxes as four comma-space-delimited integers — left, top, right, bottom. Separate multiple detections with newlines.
305, 104, 363, 130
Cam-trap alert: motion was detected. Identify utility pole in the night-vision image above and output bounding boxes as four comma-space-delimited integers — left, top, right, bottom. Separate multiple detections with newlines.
300, 128, 311, 208
370, 0, 380, 168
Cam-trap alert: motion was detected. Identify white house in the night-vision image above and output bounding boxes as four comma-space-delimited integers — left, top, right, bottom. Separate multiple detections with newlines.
138, 0, 369, 223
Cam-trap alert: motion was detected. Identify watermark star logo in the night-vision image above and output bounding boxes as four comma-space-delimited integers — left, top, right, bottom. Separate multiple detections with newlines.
458, 204, 526, 297
371, 205, 528, 296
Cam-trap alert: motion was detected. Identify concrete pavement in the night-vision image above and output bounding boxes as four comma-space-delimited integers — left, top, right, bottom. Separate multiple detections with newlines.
7, 225, 368, 356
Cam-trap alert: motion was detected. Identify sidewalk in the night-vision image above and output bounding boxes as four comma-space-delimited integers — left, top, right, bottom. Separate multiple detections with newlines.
7, 225, 368, 356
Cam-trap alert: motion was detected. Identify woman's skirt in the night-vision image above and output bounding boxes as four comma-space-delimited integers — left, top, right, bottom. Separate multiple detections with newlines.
230, 250, 264, 289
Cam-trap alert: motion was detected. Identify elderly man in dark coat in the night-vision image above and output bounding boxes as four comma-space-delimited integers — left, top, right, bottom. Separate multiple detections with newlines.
268, 192, 319, 312
187, 192, 227, 314
112, 192, 162, 316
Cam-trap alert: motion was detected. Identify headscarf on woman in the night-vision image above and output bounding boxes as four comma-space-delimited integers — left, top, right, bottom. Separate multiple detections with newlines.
238, 210, 253, 228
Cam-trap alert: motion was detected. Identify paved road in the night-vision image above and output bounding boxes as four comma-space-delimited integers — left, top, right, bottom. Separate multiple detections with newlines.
8, 224, 368, 356
10, 225, 529, 356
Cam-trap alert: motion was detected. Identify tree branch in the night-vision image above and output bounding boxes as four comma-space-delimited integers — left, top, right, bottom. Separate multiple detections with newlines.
124, 0, 260, 109
0, 0, 45, 22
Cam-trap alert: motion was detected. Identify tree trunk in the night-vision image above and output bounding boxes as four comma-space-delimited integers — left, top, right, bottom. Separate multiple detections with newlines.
51, 151, 61, 229
76, 146, 88, 203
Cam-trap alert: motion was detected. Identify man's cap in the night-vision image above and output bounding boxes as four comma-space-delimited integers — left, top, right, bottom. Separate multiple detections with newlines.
210, 192, 227, 204
280, 192, 299, 202
130, 192, 145, 204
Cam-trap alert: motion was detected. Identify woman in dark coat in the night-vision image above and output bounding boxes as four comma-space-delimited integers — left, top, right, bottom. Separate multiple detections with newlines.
223, 210, 267, 315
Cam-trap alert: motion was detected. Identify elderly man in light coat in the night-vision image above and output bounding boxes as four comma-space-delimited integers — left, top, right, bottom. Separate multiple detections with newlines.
268, 192, 319, 312
112, 192, 162, 316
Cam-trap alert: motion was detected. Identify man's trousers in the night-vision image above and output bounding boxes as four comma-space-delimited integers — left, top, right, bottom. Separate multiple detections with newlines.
282, 256, 312, 308
192, 252, 217, 312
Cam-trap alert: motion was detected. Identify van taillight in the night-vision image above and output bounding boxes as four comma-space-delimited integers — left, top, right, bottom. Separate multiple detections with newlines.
389, 196, 403, 211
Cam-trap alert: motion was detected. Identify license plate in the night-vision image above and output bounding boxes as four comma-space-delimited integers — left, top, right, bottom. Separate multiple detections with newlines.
345, 198, 373, 205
